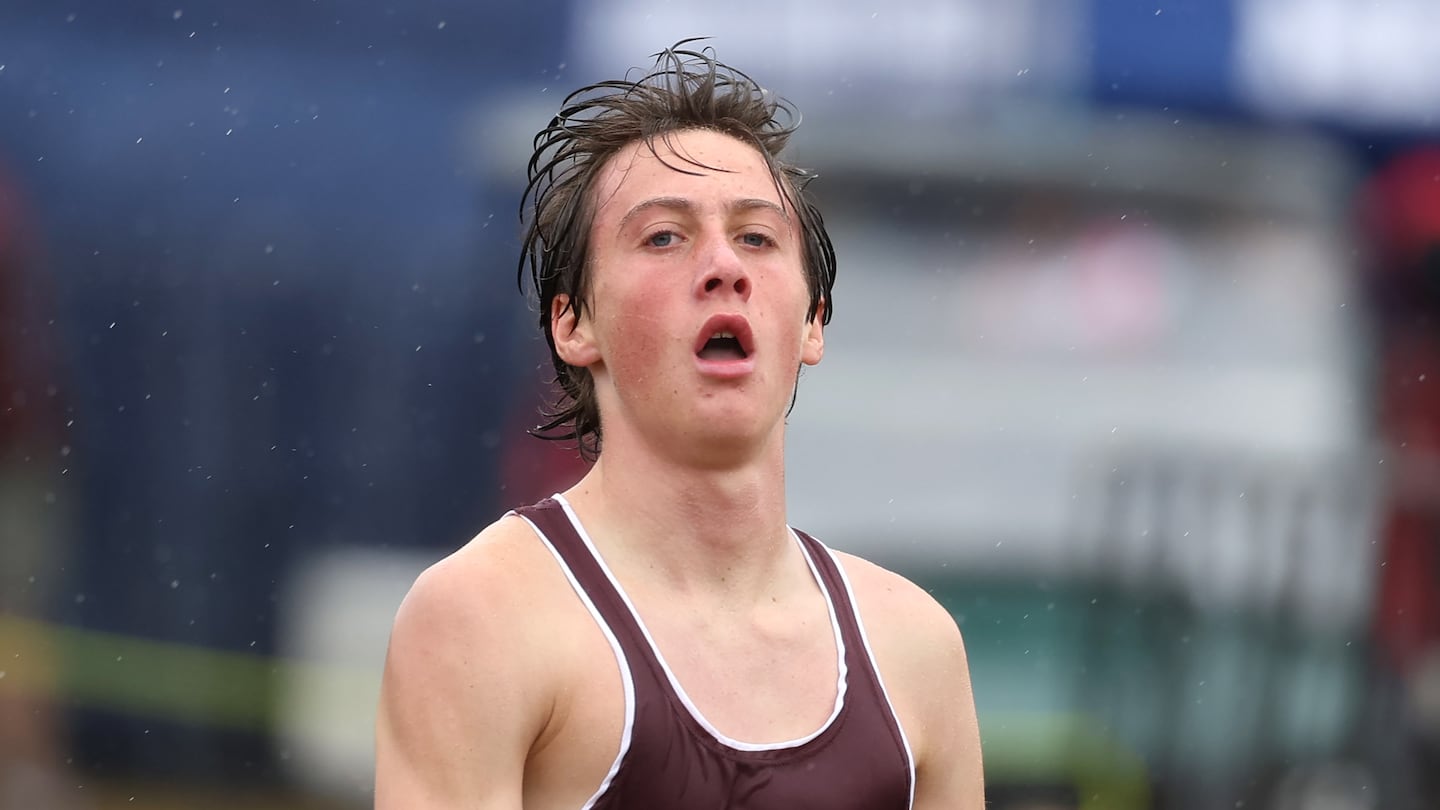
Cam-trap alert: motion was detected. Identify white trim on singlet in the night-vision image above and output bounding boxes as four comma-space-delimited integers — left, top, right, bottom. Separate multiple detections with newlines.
553, 493, 849, 753
513, 512, 635, 810
823, 545, 917, 810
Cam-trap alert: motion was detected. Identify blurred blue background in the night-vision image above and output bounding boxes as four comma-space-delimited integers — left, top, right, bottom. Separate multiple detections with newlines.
2, 2, 1439, 808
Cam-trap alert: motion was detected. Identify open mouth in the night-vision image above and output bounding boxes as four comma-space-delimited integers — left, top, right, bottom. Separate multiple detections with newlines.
698, 331, 749, 361
694, 316, 755, 365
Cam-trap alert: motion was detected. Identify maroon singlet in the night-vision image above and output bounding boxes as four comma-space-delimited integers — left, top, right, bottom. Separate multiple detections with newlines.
511, 495, 914, 810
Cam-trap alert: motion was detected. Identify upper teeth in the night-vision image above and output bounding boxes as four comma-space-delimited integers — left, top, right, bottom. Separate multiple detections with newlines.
712, 331, 734, 339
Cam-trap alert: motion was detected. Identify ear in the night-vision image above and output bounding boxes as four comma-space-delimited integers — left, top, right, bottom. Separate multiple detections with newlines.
552, 293, 601, 368
801, 299, 825, 366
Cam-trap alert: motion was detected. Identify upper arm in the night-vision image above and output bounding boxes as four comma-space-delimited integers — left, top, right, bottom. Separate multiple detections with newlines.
907, 597, 984, 810
374, 522, 552, 809
836, 553, 985, 810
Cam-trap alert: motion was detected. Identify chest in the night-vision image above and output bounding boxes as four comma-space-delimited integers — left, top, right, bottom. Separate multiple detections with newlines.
636, 597, 843, 743
522, 583, 851, 810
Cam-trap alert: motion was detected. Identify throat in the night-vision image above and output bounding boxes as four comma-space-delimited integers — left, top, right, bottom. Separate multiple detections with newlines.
571, 458, 794, 593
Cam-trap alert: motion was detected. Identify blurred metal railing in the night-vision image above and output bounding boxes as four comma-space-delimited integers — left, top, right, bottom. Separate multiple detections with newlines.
1067, 445, 1383, 810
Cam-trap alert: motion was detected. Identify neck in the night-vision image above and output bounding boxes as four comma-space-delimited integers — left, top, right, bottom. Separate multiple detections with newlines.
561, 425, 795, 603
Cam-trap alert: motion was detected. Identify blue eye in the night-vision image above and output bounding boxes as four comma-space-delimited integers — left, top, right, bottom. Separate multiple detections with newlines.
741, 232, 770, 247
648, 231, 676, 247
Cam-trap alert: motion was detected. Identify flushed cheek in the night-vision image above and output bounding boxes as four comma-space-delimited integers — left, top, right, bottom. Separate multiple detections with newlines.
596, 288, 684, 392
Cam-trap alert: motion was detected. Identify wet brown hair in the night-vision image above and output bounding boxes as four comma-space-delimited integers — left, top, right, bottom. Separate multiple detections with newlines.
517, 38, 836, 460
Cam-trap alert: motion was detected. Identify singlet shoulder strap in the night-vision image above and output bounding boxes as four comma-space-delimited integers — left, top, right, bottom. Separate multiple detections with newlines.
788, 529, 873, 656
510, 497, 671, 689
789, 528, 917, 806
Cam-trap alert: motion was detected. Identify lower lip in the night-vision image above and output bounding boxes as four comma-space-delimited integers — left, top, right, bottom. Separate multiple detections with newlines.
694, 355, 756, 379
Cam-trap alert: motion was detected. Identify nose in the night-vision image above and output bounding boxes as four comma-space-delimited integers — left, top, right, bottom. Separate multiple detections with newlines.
694, 236, 751, 301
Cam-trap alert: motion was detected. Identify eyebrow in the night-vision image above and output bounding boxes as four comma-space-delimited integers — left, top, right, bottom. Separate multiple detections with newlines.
616, 196, 791, 232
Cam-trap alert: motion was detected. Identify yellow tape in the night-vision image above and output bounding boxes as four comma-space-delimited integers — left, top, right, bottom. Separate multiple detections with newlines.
2, 616, 1150, 810
0, 616, 374, 733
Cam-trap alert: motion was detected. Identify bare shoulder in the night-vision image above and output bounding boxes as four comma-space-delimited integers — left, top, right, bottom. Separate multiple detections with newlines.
375, 513, 562, 807
829, 550, 964, 656
389, 513, 560, 653
828, 550, 985, 810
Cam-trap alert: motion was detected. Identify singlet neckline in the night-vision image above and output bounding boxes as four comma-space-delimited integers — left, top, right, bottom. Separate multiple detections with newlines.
552, 492, 850, 752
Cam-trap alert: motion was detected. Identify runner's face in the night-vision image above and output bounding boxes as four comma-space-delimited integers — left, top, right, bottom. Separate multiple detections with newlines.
553, 129, 824, 459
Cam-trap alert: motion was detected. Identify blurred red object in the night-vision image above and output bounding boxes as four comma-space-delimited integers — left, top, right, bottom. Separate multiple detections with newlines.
1361, 146, 1440, 676
0, 161, 57, 459
1356, 146, 1440, 305
498, 376, 589, 508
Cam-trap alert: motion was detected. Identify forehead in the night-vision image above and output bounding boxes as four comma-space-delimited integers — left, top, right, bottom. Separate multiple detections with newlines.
591, 129, 788, 221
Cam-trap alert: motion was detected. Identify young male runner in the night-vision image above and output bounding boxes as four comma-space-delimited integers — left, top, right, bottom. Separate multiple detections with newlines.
376, 41, 984, 809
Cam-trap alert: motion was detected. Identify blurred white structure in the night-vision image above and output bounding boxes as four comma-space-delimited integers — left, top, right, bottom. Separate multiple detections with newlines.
274, 548, 431, 803
782, 107, 1371, 574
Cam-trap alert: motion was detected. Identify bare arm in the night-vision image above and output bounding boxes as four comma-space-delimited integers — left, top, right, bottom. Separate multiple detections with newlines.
909, 601, 984, 810
375, 525, 552, 809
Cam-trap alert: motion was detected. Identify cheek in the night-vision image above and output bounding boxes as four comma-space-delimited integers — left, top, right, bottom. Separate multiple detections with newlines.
767, 276, 815, 349
599, 283, 682, 381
